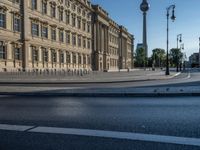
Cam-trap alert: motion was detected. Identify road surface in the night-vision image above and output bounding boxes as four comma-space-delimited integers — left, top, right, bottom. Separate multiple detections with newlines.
0, 96, 200, 150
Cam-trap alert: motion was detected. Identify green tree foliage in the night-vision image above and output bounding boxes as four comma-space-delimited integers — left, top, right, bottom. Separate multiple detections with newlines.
169, 48, 183, 71
134, 47, 146, 67
151, 48, 166, 68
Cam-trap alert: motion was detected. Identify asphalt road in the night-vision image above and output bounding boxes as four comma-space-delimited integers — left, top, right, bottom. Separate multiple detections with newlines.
0, 96, 200, 150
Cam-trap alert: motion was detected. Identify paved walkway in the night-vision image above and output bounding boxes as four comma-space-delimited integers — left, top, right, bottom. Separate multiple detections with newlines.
0, 70, 178, 83
0, 70, 194, 96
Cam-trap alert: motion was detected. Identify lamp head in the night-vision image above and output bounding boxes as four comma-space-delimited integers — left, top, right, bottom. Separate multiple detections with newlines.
179, 37, 182, 43
182, 45, 184, 50
171, 8, 176, 21
140, 0, 150, 12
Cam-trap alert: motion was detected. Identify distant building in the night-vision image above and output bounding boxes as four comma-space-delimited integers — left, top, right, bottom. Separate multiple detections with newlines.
136, 43, 144, 50
189, 53, 199, 67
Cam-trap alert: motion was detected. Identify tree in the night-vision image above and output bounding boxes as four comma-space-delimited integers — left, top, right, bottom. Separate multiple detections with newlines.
151, 48, 166, 68
134, 47, 146, 67
169, 48, 183, 72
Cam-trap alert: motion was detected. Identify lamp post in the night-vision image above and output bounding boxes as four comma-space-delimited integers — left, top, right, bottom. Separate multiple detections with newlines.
177, 34, 182, 48
166, 5, 176, 76
199, 37, 200, 68
140, 0, 150, 69
176, 34, 182, 72
180, 43, 184, 71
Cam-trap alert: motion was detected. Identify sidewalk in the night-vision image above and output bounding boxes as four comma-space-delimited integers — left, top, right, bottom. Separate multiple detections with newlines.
0, 70, 190, 97
0, 70, 179, 84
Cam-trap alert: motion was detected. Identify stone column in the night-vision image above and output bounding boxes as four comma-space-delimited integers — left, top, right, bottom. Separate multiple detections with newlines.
38, 47, 42, 62
86, 55, 88, 66
70, 52, 73, 64
99, 22, 102, 52
81, 54, 83, 67
76, 53, 78, 68
64, 51, 66, 64
7, 43, 12, 60
56, 49, 59, 65
21, 0, 29, 71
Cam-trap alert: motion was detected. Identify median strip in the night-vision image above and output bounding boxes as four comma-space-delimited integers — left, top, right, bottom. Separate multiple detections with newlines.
0, 123, 200, 146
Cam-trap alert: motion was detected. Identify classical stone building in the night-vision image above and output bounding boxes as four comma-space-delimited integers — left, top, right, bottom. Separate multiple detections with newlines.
0, 0, 22, 72
91, 5, 109, 71
0, 0, 134, 72
91, 5, 134, 71
0, 0, 92, 72
109, 19, 120, 71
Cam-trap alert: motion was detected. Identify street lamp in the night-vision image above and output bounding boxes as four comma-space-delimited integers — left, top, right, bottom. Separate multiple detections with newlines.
180, 43, 184, 71
166, 5, 176, 76
199, 37, 200, 68
176, 34, 183, 72
140, 0, 150, 69
177, 34, 182, 49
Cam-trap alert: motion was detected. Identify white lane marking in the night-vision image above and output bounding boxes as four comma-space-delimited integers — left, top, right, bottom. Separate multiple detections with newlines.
0, 123, 200, 147
30, 127, 200, 147
173, 72, 181, 77
0, 124, 34, 131
187, 72, 191, 79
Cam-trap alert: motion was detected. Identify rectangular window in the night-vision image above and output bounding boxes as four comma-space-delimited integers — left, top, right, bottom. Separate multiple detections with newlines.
32, 0, 37, 10
78, 55, 81, 64
52, 50, 57, 63
78, 19, 81, 29
72, 34, 76, 46
0, 45, 6, 59
60, 52, 64, 63
51, 28, 56, 41
14, 48, 21, 60
59, 11, 63, 22
83, 22, 86, 31
72, 16, 76, 27
83, 39, 86, 48
31, 23, 39, 36
42, 1, 47, 14
42, 48, 48, 62
83, 55, 86, 64
66, 53, 70, 63
14, 17, 21, 32
41, 26, 48, 38
51, 5, 56, 18
66, 12, 70, 24
88, 56, 91, 64
0, 12, 6, 28
59, 30, 64, 42
78, 36, 81, 47
73, 54, 76, 64
87, 40, 90, 49
66, 32, 70, 44
32, 47, 38, 61
72, 4, 76, 11
87, 23, 90, 33
82, 10, 86, 17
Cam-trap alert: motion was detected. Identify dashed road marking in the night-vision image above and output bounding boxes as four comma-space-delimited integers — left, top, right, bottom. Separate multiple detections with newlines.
0, 124, 34, 131
0, 123, 200, 147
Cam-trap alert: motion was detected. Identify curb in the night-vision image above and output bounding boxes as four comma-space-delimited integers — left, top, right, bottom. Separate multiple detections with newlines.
0, 79, 156, 85
0, 91, 199, 97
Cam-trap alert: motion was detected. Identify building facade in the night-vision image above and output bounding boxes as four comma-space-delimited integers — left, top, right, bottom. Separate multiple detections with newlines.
189, 53, 199, 68
0, 0, 134, 72
0, 0, 22, 72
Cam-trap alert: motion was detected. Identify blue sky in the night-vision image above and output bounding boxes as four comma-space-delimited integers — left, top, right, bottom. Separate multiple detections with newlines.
91, 0, 200, 59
